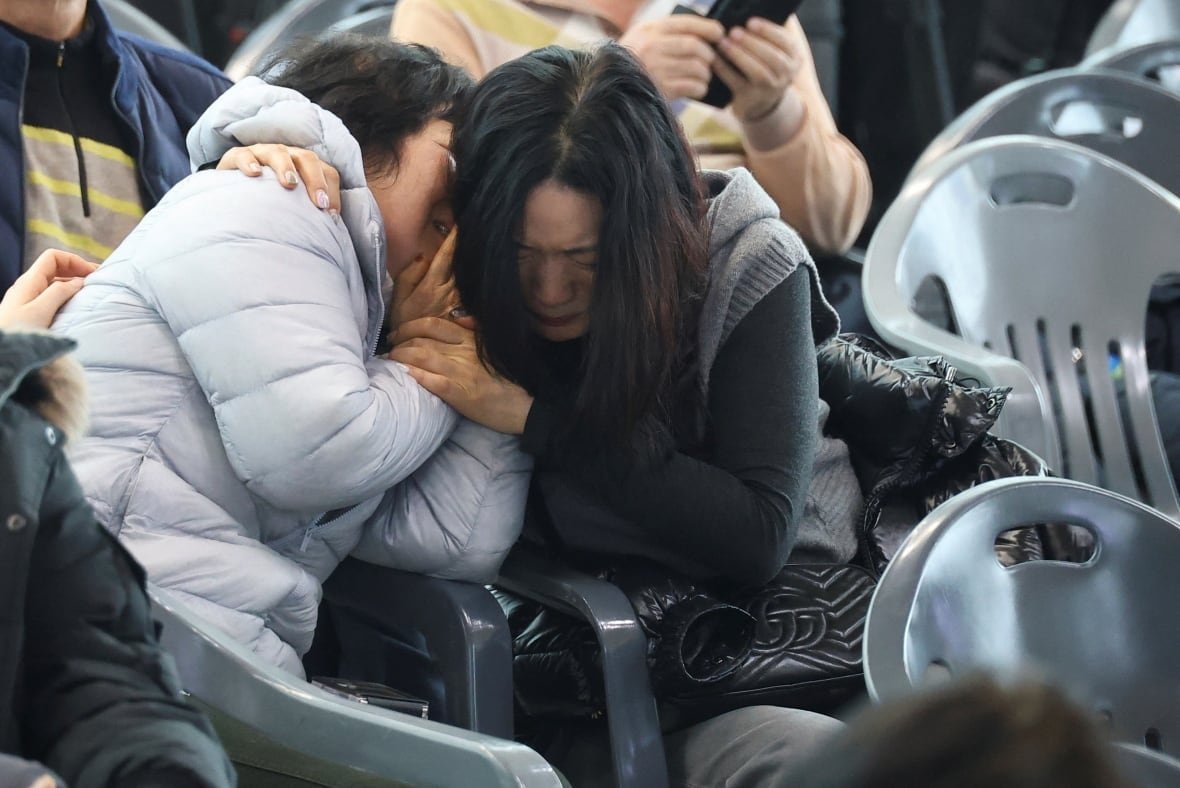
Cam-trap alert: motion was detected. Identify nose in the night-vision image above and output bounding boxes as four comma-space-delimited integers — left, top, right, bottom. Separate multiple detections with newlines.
527, 257, 574, 309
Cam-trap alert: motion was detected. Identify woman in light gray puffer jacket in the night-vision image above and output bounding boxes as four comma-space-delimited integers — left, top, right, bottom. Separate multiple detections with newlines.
51, 38, 531, 676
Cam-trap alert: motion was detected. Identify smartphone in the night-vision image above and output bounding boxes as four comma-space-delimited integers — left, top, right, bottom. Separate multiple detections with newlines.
673, 0, 806, 108
311, 676, 430, 719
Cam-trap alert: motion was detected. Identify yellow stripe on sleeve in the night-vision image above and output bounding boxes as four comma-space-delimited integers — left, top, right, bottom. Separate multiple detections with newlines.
27, 170, 144, 220
26, 219, 114, 260
22, 125, 137, 167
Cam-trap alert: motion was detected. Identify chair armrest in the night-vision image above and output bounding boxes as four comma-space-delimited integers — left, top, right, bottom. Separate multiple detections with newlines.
321, 558, 514, 738
498, 545, 670, 788
150, 585, 562, 787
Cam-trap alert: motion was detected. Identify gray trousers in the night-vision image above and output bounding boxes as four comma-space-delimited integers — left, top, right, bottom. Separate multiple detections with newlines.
548, 706, 843, 788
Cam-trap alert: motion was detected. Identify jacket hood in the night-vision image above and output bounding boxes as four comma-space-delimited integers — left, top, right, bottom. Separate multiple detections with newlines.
0, 329, 87, 442
186, 76, 387, 347
702, 168, 782, 259
186, 76, 368, 192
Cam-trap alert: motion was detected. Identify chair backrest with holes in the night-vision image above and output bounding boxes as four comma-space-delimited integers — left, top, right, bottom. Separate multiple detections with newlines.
864, 477, 1180, 758
909, 69, 1180, 198
865, 135, 1180, 516
1083, 40, 1180, 95
1086, 0, 1180, 57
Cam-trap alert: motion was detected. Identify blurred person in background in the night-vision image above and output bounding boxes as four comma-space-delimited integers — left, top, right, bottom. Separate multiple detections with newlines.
390, 0, 872, 256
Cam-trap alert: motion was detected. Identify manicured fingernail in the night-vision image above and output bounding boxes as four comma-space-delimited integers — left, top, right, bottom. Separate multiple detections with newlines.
450, 307, 468, 319
285, 171, 298, 186
248, 162, 262, 173
316, 189, 330, 210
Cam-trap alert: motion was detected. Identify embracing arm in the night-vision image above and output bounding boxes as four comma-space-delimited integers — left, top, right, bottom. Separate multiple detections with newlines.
145, 178, 456, 512
525, 272, 819, 585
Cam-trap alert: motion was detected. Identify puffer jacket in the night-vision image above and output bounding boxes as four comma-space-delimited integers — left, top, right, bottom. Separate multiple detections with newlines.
499, 335, 1050, 721
0, 329, 234, 788
52, 78, 532, 676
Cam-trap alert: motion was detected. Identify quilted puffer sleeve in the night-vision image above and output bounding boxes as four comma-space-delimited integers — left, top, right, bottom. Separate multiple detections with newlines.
133, 174, 457, 513
351, 418, 532, 582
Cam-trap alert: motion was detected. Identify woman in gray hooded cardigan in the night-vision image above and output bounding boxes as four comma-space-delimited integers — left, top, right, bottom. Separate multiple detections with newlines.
387, 44, 860, 787
51, 37, 532, 676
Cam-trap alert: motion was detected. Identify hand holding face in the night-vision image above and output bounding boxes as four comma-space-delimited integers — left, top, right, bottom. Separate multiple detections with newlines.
619, 14, 725, 102
389, 317, 534, 435
0, 249, 99, 329
217, 143, 342, 215
714, 17, 803, 123
389, 229, 472, 334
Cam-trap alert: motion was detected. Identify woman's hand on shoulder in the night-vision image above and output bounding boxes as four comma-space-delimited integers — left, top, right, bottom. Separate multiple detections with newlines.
0, 249, 99, 329
217, 144, 342, 216
389, 316, 534, 435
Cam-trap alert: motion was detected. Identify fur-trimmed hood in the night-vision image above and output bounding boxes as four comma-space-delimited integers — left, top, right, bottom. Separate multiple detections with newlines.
0, 329, 87, 442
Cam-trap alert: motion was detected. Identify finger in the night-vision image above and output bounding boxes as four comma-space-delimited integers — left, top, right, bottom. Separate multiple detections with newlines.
290, 148, 339, 212
747, 17, 797, 53
28, 249, 98, 285
727, 26, 794, 81
656, 34, 718, 65
711, 56, 748, 94
668, 77, 712, 101
391, 315, 471, 345
425, 229, 458, 283
450, 312, 477, 331
215, 146, 264, 176
718, 33, 774, 85
394, 255, 430, 291
659, 14, 725, 42
247, 144, 299, 188
651, 53, 714, 85
398, 363, 460, 404
32, 277, 86, 314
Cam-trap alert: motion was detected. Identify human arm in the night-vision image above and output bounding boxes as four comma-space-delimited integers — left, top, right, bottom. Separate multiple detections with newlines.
22, 450, 234, 788
0, 250, 98, 329
141, 176, 456, 512
524, 273, 819, 585
722, 17, 871, 253
390, 0, 489, 78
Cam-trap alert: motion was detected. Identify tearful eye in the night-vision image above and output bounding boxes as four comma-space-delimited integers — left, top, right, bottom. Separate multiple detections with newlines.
431, 220, 451, 237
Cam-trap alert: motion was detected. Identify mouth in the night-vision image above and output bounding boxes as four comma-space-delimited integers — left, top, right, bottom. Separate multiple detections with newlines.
530, 312, 579, 328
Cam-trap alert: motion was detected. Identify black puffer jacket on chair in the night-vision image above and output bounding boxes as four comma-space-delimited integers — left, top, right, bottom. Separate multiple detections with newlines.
499, 335, 1052, 725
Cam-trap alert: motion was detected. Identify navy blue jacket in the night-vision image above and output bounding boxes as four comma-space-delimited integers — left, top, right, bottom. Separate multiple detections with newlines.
0, 2, 230, 289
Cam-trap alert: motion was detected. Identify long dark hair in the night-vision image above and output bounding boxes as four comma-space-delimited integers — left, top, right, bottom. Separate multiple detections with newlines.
451, 44, 708, 455
262, 35, 472, 178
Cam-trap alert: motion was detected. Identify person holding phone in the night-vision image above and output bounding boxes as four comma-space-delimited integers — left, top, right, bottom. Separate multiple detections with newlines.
389, 0, 871, 255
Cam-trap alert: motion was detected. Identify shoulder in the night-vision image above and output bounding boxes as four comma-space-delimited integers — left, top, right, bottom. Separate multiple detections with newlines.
116, 33, 231, 99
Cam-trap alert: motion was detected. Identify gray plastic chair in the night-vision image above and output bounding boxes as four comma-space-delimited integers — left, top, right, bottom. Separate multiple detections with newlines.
498, 545, 670, 788
1087, 0, 1180, 57
1112, 742, 1180, 786
864, 135, 1180, 518
331, 6, 396, 37
863, 477, 1180, 758
225, 0, 397, 81
1083, 40, 1180, 95
909, 69, 1180, 198
151, 585, 563, 787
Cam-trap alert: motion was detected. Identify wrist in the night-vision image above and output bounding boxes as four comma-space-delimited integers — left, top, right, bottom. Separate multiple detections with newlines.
740, 87, 806, 152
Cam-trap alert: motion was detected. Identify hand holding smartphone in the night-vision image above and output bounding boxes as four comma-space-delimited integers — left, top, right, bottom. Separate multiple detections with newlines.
672, 0, 806, 108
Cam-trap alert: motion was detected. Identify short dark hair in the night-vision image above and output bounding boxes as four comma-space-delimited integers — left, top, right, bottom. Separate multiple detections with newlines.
261, 34, 472, 177
450, 44, 708, 456
788, 676, 1131, 788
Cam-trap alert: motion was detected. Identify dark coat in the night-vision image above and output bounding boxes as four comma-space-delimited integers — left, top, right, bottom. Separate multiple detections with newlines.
0, 1, 231, 289
0, 329, 234, 788
499, 336, 1052, 722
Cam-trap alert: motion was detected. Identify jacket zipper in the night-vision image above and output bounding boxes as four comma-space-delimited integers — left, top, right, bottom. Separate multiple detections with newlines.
54, 41, 91, 218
